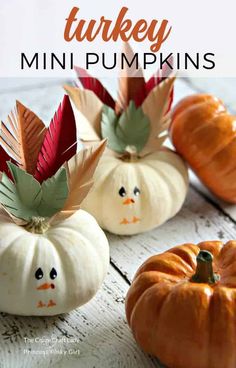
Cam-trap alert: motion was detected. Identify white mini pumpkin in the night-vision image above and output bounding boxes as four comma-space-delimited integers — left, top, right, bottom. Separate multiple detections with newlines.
0, 98, 109, 316
0, 210, 109, 316
65, 69, 189, 235
81, 150, 188, 235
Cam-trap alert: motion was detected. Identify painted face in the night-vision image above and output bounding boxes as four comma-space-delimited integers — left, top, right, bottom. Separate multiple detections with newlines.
118, 186, 140, 204
118, 185, 141, 225
35, 267, 58, 309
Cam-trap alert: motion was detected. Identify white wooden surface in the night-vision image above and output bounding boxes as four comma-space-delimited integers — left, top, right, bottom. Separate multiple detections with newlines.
0, 77, 236, 368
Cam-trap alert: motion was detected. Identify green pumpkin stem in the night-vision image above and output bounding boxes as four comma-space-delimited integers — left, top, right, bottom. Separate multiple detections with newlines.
191, 250, 220, 284
25, 217, 50, 234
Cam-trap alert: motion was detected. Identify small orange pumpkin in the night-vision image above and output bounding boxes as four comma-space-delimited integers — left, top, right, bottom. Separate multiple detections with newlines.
170, 94, 236, 203
126, 241, 236, 368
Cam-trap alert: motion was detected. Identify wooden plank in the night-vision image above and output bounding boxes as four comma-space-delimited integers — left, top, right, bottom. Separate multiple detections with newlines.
108, 187, 236, 283
0, 77, 235, 368
0, 78, 70, 94
0, 266, 161, 368
0, 83, 66, 124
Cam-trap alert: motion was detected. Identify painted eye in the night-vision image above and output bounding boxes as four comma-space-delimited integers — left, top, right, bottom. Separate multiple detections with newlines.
133, 187, 141, 196
50, 268, 57, 280
35, 268, 43, 280
119, 187, 126, 197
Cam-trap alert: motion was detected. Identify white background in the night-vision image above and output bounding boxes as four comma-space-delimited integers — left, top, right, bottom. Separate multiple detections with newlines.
0, 0, 235, 77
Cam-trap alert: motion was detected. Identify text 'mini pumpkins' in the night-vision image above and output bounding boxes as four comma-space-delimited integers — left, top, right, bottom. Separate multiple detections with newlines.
0, 97, 109, 316
65, 43, 189, 235
170, 94, 236, 203
126, 241, 236, 368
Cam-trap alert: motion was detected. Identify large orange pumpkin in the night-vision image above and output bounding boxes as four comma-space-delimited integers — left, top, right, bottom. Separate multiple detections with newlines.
126, 241, 236, 368
170, 94, 236, 203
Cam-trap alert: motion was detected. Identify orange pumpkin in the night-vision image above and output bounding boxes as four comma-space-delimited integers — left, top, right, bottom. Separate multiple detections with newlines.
170, 94, 236, 203
126, 241, 236, 368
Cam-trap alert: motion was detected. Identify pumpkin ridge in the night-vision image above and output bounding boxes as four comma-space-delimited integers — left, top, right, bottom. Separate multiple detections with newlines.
171, 96, 225, 127
219, 261, 236, 279
166, 244, 198, 270
39, 231, 76, 310
171, 107, 233, 169
144, 161, 185, 215
142, 151, 188, 181
171, 94, 236, 203
206, 289, 215, 368
219, 241, 236, 268
46, 232, 90, 282
130, 282, 172, 354
157, 282, 213, 368
146, 281, 184, 359
175, 114, 235, 172
149, 282, 179, 356
196, 130, 236, 171
207, 287, 236, 367
48, 214, 108, 268
137, 253, 192, 278
137, 162, 175, 216
47, 220, 107, 307
221, 158, 236, 177
126, 271, 168, 324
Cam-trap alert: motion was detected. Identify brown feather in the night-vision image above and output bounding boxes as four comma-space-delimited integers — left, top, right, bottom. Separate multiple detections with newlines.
0, 101, 46, 174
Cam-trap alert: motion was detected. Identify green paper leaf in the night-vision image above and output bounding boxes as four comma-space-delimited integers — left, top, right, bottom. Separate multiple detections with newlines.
0, 163, 69, 222
38, 167, 69, 217
0, 164, 42, 221
101, 101, 150, 154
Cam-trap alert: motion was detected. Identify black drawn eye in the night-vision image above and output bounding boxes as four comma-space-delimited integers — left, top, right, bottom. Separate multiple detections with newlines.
119, 187, 126, 197
35, 268, 43, 280
133, 187, 141, 196
50, 268, 57, 280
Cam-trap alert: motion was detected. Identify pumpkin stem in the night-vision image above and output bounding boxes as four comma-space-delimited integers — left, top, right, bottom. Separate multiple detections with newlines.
191, 250, 220, 284
122, 145, 139, 162
25, 217, 50, 234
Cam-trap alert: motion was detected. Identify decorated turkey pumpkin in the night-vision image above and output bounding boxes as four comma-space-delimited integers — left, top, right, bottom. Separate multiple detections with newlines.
126, 241, 236, 368
170, 94, 236, 203
64, 43, 189, 235
0, 97, 109, 316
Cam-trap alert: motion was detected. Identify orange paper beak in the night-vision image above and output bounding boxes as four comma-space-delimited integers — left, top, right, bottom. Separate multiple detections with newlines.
37, 283, 55, 290
123, 198, 135, 205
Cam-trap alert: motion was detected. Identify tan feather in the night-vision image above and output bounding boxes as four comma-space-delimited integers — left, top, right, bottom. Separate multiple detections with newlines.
116, 42, 145, 114
140, 77, 175, 156
64, 85, 103, 140
0, 101, 46, 174
53, 140, 106, 222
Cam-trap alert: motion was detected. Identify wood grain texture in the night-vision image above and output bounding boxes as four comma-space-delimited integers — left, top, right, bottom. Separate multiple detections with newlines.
0, 267, 161, 368
0, 77, 235, 368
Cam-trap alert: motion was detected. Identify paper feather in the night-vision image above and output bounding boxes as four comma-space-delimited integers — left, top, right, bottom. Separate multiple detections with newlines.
54, 140, 106, 221
34, 95, 77, 183
0, 101, 46, 174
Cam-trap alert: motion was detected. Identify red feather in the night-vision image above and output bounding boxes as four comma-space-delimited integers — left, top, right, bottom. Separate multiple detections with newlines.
75, 66, 115, 110
132, 88, 147, 108
34, 95, 77, 183
145, 55, 174, 94
0, 146, 16, 178
145, 56, 174, 113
